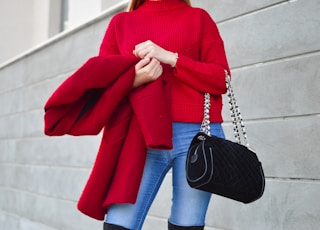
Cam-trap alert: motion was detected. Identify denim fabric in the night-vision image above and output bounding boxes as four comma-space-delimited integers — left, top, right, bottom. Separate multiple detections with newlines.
105, 122, 225, 229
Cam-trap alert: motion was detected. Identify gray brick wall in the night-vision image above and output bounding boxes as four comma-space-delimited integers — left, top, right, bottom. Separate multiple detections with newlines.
0, 0, 319, 229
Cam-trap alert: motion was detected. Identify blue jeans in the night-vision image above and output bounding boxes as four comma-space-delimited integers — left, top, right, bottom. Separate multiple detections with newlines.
105, 122, 225, 229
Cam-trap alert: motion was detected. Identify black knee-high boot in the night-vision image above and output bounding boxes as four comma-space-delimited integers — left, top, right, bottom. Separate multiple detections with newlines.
103, 222, 129, 230
168, 221, 204, 230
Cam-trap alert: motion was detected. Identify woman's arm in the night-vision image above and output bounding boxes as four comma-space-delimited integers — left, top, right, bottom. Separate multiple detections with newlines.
132, 10, 230, 95
99, 16, 163, 88
99, 17, 120, 56
174, 10, 230, 95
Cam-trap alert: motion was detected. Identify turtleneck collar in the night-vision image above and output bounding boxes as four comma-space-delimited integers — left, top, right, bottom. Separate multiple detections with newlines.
138, 0, 187, 12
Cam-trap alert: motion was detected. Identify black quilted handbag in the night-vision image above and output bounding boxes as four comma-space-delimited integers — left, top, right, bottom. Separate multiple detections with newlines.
186, 73, 265, 203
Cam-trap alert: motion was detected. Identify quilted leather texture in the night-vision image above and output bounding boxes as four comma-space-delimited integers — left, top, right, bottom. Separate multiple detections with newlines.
186, 132, 265, 203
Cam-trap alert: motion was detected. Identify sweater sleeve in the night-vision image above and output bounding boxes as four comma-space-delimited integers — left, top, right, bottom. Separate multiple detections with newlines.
99, 16, 120, 56
174, 9, 230, 95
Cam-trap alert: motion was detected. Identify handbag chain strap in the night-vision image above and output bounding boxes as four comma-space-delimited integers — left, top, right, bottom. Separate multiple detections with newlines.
201, 71, 249, 147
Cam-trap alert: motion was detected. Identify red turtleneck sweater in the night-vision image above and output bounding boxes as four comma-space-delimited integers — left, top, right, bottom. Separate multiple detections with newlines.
99, 0, 230, 123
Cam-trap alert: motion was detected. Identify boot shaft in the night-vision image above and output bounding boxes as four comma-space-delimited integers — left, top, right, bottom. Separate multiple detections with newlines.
168, 222, 204, 230
104, 223, 129, 230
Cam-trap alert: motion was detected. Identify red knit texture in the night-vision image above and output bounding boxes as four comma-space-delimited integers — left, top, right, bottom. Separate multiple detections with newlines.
99, 0, 230, 123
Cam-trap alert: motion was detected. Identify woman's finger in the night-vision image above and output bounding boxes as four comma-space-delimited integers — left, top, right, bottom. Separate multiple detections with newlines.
135, 57, 151, 70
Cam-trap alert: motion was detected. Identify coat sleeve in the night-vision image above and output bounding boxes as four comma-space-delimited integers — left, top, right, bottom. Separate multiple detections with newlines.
174, 9, 230, 96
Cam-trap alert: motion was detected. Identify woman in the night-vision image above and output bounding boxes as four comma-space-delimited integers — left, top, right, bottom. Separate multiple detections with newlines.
100, 0, 230, 229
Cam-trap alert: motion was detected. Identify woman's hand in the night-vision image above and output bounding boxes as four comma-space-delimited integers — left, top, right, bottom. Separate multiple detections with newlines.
133, 40, 178, 67
133, 57, 163, 88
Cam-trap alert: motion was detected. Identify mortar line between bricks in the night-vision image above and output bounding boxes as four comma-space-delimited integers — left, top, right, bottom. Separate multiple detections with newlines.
223, 113, 320, 124
0, 162, 92, 170
0, 185, 78, 203
266, 177, 320, 183
218, 0, 297, 24
230, 50, 320, 71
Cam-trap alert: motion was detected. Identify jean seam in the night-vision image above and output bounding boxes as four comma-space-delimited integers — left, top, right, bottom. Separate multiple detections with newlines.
136, 160, 172, 229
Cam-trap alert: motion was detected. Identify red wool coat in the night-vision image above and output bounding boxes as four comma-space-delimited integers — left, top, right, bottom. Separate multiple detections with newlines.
44, 55, 173, 220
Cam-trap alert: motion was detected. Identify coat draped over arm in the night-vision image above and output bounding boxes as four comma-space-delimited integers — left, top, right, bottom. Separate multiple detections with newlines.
44, 55, 173, 220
